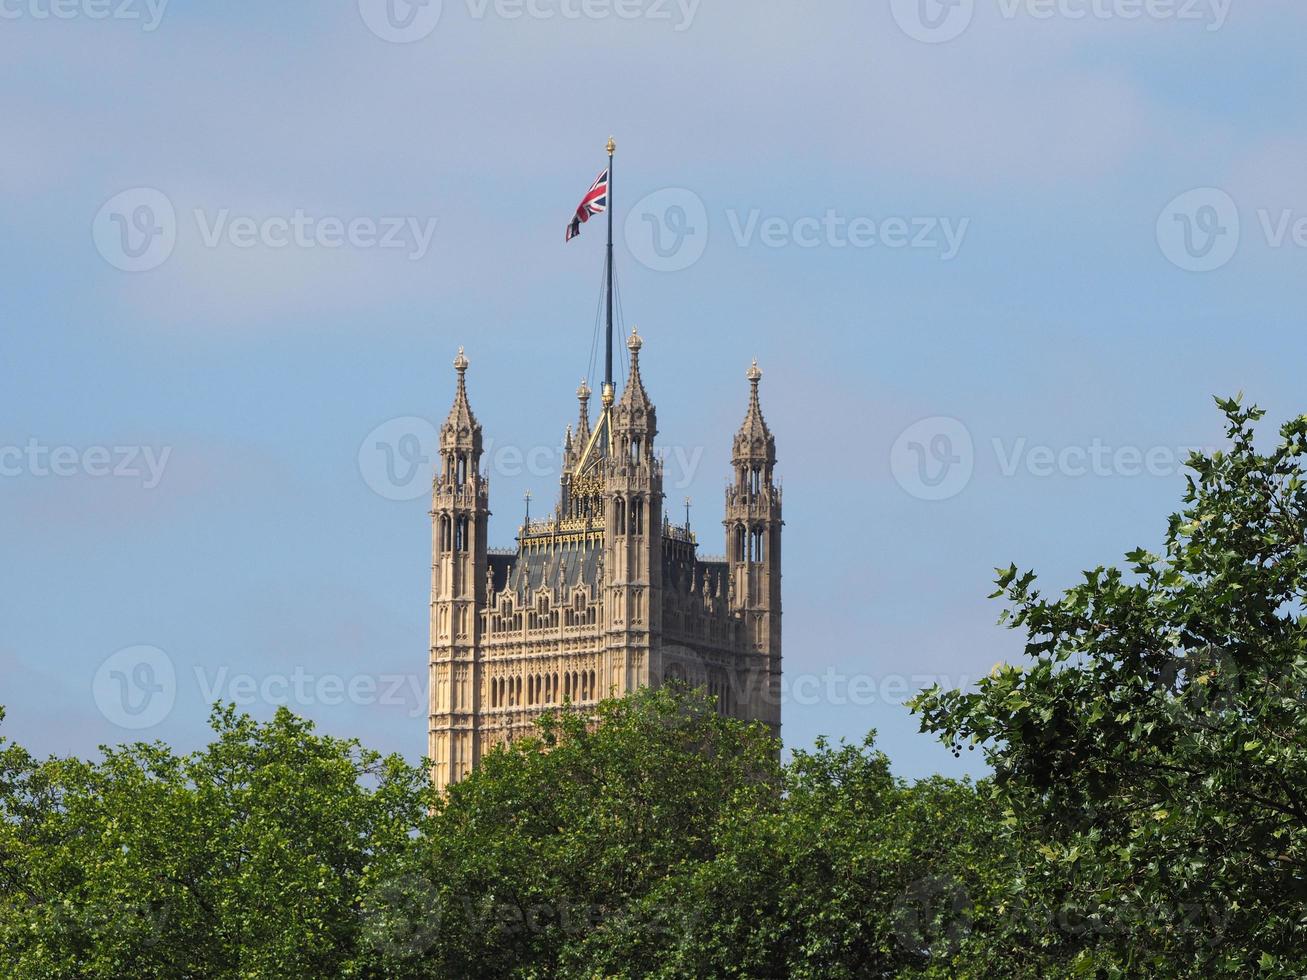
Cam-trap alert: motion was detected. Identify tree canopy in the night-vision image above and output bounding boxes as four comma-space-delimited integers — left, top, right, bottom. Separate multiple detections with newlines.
912, 398, 1307, 975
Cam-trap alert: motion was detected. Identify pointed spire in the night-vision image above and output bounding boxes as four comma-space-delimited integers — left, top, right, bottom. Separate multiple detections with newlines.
617, 327, 652, 413
627, 325, 643, 365
733, 359, 774, 465
576, 379, 592, 443
611, 327, 657, 461
747, 359, 763, 410
441, 346, 482, 455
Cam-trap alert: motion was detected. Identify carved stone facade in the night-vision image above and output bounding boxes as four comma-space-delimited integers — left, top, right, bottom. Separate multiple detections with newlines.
428, 330, 782, 792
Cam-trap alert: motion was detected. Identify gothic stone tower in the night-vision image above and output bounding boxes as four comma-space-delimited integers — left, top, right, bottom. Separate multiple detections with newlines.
604, 329, 662, 699
724, 361, 782, 732
428, 348, 490, 789
427, 331, 783, 792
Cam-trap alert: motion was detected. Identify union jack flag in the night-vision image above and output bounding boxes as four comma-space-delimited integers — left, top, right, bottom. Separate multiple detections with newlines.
566, 168, 609, 242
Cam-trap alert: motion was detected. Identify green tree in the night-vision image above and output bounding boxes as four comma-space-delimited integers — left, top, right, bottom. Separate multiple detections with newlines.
565, 737, 1031, 979
0, 707, 44, 922
912, 398, 1307, 976
351, 686, 781, 979
0, 705, 428, 979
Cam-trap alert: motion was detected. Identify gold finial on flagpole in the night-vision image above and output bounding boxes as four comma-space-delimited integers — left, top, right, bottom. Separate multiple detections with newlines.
607, 136, 616, 155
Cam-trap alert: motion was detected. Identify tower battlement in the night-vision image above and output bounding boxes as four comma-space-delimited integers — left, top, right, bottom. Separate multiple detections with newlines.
428, 334, 783, 791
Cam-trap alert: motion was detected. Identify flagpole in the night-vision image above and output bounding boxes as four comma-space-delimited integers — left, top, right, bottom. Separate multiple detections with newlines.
604, 136, 616, 395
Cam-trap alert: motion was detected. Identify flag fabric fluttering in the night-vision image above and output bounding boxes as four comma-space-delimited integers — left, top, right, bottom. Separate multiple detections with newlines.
565, 168, 609, 242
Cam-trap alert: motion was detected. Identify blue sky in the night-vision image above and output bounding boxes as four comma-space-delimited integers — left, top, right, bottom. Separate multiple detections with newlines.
2, 0, 1305, 779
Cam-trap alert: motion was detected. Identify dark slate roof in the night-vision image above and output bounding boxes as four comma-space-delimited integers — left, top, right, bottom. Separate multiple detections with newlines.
663, 550, 729, 596
493, 540, 603, 596
488, 552, 517, 593
489, 541, 726, 599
